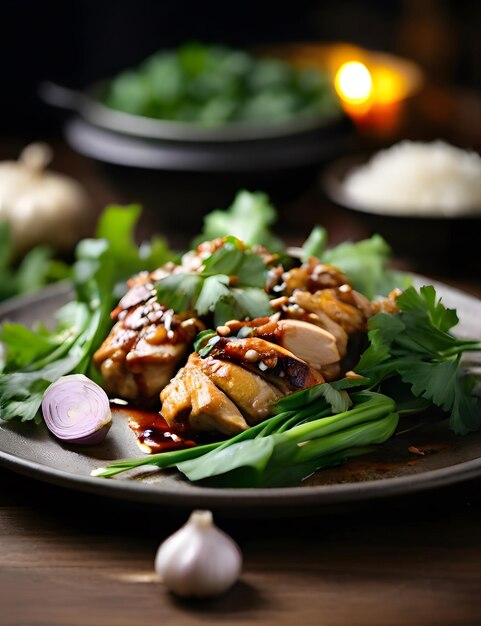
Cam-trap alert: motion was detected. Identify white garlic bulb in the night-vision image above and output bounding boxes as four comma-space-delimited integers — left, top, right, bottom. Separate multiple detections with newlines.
0, 142, 92, 257
155, 509, 242, 598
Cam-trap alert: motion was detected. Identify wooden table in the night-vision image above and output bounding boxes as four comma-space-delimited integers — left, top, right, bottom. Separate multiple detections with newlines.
1, 87, 481, 624
2, 468, 481, 625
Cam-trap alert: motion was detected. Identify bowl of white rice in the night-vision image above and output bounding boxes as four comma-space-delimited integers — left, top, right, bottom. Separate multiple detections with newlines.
322, 140, 481, 267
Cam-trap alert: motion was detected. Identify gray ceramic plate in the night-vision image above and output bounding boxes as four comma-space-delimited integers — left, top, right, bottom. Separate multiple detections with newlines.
0, 281, 480, 513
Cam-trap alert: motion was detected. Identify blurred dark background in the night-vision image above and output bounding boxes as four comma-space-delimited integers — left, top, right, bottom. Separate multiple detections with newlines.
0, 0, 479, 277
1, 0, 480, 138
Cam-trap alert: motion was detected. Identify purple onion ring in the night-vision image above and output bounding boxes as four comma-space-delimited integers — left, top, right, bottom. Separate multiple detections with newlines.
42, 374, 112, 445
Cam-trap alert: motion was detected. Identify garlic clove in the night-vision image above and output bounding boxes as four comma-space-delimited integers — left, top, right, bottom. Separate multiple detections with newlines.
155, 510, 242, 598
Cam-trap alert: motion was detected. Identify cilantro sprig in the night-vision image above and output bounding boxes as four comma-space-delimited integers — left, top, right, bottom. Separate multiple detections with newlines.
355, 285, 481, 434
193, 190, 284, 251
155, 237, 272, 325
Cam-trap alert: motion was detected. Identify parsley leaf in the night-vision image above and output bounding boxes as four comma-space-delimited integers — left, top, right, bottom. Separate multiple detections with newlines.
0, 221, 70, 302
155, 238, 271, 324
355, 286, 481, 434
155, 274, 203, 312
229, 288, 272, 319
320, 234, 411, 299
200, 238, 267, 288
0, 323, 62, 372
202, 241, 243, 276
235, 253, 267, 288
302, 225, 328, 261
355, 313, 405, 373
194, 190, 284, 251
195, 275, 230, 315
96, 204, 177, 280
394, 286, 481, 357
396, 358, 481, 435
397, 285, 458, 332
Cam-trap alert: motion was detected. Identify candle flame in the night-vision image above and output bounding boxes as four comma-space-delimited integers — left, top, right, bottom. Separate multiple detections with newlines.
334, 61, 373, 104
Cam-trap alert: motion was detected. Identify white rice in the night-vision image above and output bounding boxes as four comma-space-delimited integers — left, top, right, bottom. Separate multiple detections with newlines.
343, 140, 481, 216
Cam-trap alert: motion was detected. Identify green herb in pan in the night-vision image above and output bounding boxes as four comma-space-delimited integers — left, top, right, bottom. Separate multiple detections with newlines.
104, 42, 340, 126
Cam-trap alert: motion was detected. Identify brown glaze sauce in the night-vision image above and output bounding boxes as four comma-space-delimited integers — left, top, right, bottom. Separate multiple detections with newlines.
112, 404, 197, 454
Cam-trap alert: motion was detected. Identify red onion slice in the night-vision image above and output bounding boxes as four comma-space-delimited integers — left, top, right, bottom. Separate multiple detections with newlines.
42, 374, 112, 445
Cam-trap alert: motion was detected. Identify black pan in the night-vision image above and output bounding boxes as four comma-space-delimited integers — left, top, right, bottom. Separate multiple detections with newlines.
40, 80, 343, 144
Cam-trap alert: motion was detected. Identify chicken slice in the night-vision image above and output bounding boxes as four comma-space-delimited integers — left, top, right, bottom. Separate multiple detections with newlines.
160, 365, 249, 436
276, 319, 340, 371
291, 289, 366, 336
94, 322, 198, 400
93, 283, 204, 400
208, 336, 324, 394
281, 261, 350, 295
283, 304, 348, 358
160, 368, 192, 427
189, 353, 282, 425
213, 316, 340, 380
99, 355, 139, 400
185, 366, 249, 435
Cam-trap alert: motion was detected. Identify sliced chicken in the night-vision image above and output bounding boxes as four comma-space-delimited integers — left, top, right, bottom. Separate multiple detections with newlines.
94, 236, 401, 439
159, 367, 192, 426
282, 304, 348, 358
161, 365, 249, 436
290, 289, 367, 335
268, 259, 350, 296
189, 353, 282, 425
216, 316, 341, 374
276, 319, 340, 371
208, 336, 324, 394
94, 279, 204, 400
98, 356, 139, 400
100, 357, 181, 399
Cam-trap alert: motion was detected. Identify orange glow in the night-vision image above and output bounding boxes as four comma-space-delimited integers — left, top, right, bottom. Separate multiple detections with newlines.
334, 61, 408, 109
370, 66, 406, 104
334, 61, 373, 104
260, 43, 424, 135
259, 43, 423, 106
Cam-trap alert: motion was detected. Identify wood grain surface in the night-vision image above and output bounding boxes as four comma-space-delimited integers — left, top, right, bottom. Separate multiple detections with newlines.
2, 467, 481, 626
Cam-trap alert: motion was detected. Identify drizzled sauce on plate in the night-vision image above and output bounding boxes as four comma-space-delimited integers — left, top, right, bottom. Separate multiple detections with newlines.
112, 404, 196, 453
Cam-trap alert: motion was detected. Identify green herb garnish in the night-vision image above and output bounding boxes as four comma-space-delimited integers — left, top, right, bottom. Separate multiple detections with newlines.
355, 285, 481, 434
193, 190, 284, 251
155, 237, 272, 325
0, 205, 175, 423
93, 389, 398, 487
0, 221, 70, 303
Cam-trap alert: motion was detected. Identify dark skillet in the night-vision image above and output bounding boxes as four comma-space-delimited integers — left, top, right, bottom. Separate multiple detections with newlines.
40, 80, 344, 144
